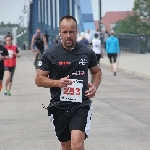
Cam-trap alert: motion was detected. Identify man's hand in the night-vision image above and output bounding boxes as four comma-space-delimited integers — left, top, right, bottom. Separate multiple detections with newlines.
85, 83, 97, 98
31, 49, 35, 52
13, 51, 16, 56
58, 75, 72, 88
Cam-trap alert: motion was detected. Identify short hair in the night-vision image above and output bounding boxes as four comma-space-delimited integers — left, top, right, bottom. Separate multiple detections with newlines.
5, 35, 13, 40
94, 33, 98, 38
110, 30, 115, 35
59, 15, 77, 28
36, 28, 41, 32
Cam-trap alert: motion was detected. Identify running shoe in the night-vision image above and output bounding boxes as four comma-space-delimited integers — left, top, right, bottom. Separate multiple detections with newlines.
114, 72, 117, 76
7, 90, 11, 96
4, 89, 8, 95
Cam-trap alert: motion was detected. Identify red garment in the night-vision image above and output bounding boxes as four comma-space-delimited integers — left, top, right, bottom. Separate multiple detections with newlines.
4, 45, 17, 67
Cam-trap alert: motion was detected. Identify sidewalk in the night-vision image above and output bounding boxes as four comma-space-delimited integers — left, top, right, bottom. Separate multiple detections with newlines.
101, 50, 150, 79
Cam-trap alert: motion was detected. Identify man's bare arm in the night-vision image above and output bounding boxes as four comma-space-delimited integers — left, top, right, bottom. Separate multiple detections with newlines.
42, 35, 48, 49
35, 69, 72, 88
90, 66, 102, 89
30, 35, 35, 51
85, 66, 101, 98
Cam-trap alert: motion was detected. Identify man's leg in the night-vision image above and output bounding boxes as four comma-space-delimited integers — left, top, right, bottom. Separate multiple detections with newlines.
4, 71, 11, 89
0, 70, 4, 92
113, 62, 117, 74
113, 54, 117, 76
34, 49, 40, 65
0, 80, 2, 92
108, 54, 113, 75
8, 82, 12, 91
71, 130, 85, 150
4, 70, 11, 95
7, 67, 15, 95
61, 140, 71, 150
35, 49, 40, 59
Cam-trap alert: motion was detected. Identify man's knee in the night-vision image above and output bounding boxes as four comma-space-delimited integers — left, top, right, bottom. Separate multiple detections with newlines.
71, 130, 85, 150
71, 141, 83, 150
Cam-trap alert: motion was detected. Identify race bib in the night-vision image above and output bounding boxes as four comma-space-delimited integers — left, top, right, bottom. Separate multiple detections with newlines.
8, 50, 13, 58
60, 79, 83, 103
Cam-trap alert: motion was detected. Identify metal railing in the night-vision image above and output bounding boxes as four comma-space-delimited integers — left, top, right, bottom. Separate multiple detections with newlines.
116, 34, 150, 54
0, 27, 12, 35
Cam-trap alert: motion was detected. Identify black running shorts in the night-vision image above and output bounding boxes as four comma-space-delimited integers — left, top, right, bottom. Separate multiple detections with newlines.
108, 53, 117, 63
50, 105, 93, 142
4, 67, 16, 82
0, 69, 4, 80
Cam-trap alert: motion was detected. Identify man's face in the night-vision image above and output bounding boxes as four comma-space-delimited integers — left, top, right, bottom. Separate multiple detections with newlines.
5, 37, 12, 45
59, 19, 78, 50
36, 29, 41, 36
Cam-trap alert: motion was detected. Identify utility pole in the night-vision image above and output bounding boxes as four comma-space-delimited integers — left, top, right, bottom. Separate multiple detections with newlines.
99, 0, 101, 32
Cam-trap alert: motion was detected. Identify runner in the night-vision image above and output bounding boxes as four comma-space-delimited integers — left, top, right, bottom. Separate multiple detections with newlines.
106, 30, 120, 76
0, 43, 8, 92
3, 35, 20, 96
30, 28, 48, 66
35, 15, 101, 150
92, 33, 102, 65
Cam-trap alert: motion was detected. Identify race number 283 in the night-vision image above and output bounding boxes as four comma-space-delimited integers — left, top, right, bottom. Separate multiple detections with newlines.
63, 87, 80, 95
60, 80, 83, 103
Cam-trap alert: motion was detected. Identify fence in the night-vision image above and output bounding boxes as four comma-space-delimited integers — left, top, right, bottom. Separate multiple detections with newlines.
116, 34, 150, 54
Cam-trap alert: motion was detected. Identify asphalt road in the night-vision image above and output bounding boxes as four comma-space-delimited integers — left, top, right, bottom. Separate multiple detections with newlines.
0, 51, 150, 150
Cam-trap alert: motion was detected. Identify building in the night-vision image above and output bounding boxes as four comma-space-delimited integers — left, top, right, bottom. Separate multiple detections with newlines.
102, 11, 133, 32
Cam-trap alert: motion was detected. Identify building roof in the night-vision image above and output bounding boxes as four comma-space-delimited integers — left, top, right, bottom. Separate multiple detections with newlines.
102, 11, 133, 32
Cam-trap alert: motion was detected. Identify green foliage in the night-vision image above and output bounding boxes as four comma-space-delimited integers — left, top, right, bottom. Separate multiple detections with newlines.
134, 0, 150, 19
0, 22, 17, 27
114, 0, 150, 34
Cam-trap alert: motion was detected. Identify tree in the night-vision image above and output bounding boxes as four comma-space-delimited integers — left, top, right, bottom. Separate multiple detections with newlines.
134, 0, 150, 19
0, 22, 5, 27
114, 15, 141, 34
0, 22, 17, 28
114, 0, 150, 34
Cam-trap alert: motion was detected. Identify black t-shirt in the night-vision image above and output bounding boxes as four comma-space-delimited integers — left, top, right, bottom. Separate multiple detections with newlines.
44, 33, 50, 43
35, 34, 44, 50
39, 43, 97, 108
0, 45, 8, 70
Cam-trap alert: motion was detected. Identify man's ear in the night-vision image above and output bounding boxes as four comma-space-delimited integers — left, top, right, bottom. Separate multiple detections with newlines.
59, 30, 61, 36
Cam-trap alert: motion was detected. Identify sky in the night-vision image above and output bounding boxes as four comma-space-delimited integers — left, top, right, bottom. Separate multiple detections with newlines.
102, 0, 135, 16
0, 0, 135, 24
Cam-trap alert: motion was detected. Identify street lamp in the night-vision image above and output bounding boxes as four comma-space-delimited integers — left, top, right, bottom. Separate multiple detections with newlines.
23, 0, 32, 14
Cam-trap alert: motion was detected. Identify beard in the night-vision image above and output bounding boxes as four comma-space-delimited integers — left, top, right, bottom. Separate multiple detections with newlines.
63, 38, 75, 49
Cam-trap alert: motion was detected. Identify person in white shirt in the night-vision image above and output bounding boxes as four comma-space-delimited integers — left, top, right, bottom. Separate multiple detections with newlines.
85, 29, 92, 45
92, 33, 102, 65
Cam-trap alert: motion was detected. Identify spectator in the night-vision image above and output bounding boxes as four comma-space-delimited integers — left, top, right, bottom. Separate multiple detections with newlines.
106, 30, 120, 76
79, 34, 89, 47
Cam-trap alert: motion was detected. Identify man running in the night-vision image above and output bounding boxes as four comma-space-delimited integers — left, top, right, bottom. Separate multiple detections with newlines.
35, 16, 102, 150
0, 42, 8, 92
30, 28, 48, 65
4, 35, 20, 96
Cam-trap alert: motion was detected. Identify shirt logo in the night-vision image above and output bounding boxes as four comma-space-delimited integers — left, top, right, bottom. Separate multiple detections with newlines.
79, 59, 88, 65
72, 71, 85, 76
38, 61, 42, 66
59, 61, 71, 65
